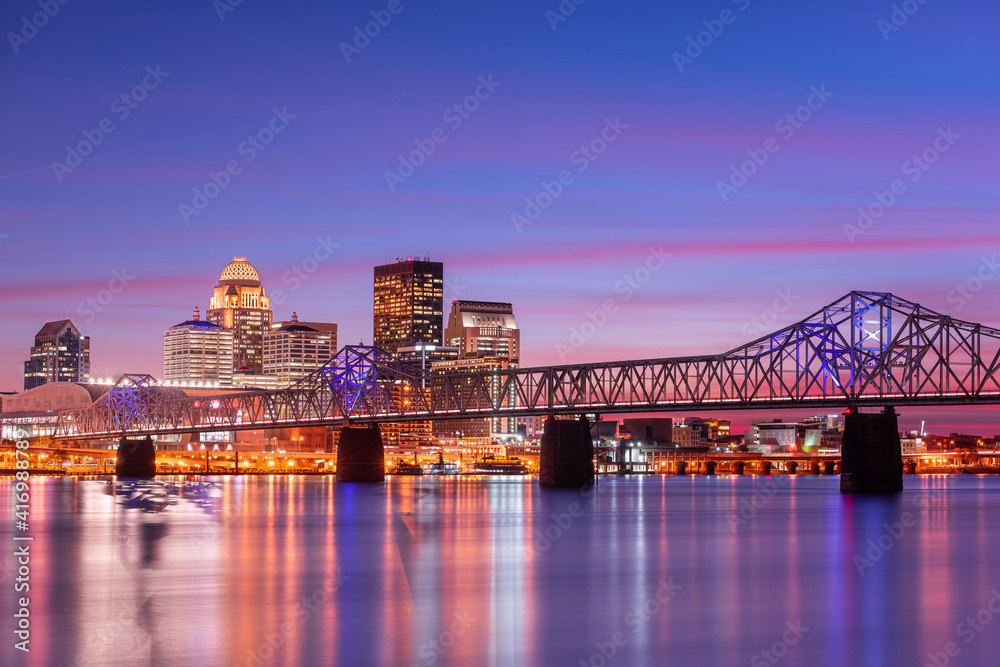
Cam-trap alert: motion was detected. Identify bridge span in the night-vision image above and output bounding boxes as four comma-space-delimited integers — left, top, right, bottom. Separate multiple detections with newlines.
52, 291, 1000, 491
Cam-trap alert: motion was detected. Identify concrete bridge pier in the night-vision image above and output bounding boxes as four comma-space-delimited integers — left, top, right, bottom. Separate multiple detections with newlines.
116, 436, 156, 478
539, 416, 594, 488
840, 407, 903, 493
336, 424, 385, 483
904, 459, 917, 475
703, 461, 716, 475
760, 461, 772, 475
732, 461, 744, 475
786, 461, 798, 475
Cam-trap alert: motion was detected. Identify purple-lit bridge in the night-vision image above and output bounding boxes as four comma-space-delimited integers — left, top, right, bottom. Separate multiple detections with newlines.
54, 291, 1000, 438
52, 291, 1000, 490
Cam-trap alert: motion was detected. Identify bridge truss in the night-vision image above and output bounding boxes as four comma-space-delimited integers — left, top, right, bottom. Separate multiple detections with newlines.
55, 292, 1000, 439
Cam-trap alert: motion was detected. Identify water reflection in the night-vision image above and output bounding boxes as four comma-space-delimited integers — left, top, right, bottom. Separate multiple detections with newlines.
3, 475, 1000, 666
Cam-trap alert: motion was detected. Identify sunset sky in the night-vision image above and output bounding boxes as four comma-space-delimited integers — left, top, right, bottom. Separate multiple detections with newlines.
1, 0, 997, 432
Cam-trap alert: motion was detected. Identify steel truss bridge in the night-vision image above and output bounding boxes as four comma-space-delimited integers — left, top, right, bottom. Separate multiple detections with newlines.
54, 292, 1000, 440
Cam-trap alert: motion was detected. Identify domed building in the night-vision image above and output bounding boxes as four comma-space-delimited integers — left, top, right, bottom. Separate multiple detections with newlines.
206, 257, 272, 374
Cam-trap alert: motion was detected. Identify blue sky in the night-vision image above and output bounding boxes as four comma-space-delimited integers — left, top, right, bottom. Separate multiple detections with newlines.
1, 0, 998, 432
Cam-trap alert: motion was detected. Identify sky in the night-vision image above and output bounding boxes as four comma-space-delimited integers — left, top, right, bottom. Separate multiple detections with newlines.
1, 0, 998, 434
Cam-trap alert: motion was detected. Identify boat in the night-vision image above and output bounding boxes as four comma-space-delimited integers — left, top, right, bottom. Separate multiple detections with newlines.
423, 453, 461, 475
469, 455, 531, 475
389, 461, 424, 476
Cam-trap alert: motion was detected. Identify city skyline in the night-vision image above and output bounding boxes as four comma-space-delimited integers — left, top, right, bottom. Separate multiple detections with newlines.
6, 256, 1000, 437
2, 3, 998, 665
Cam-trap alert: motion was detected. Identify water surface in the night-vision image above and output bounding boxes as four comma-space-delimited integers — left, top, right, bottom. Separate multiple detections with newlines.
3, 474, 999, 666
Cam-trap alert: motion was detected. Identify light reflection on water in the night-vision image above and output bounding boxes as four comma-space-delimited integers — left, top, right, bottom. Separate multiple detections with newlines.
3, 475, 1000, 666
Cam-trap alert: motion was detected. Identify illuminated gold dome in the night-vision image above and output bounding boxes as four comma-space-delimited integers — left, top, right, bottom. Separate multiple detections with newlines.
219, 257, 260, 283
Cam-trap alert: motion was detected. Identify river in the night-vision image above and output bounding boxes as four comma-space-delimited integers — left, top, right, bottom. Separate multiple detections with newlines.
2, 474, 999, 666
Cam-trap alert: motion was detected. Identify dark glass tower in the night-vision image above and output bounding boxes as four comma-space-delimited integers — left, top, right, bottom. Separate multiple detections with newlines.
373, 258, 443, 354
23, 320, 90, 390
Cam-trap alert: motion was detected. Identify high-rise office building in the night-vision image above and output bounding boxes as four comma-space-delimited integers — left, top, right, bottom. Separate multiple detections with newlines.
263, 313, 337, 386
23, 319, 90, 390
444, 300, 519, 362
373, 257, 443, 354
206, 257, 272, 374
163, 307, 234, 386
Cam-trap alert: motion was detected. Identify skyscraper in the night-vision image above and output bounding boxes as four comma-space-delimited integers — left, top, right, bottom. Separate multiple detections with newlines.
23, 319, 90, 390
206, 257, 272, 374
163, 307, 234, 386
444, 300, 520, 362
373, 257, 443, 354
439, 300, 521, 445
